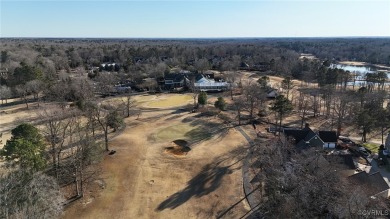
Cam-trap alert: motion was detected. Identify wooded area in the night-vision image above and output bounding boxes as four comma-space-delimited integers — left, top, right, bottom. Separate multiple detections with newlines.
1, 37, 390, 218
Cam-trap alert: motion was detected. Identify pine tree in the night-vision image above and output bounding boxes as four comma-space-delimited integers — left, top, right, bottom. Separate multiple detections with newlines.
198, 91, 208, 106
214, 97, 226, 111
270, 95, 293, 130
1, 124, 47, 172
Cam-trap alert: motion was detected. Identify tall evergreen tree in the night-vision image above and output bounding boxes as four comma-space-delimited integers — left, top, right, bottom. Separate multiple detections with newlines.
1, 124, 47, 172
270, 95, 293, 131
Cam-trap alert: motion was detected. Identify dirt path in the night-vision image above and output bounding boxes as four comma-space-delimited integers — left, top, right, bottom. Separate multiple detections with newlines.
63, 99, 249, 218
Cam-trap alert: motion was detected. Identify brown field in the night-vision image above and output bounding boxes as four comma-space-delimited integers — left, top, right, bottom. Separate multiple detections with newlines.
3, 71, 388, 218
0, 101, 46, 149
62, 94, 249, 219
338, 61, 368, 66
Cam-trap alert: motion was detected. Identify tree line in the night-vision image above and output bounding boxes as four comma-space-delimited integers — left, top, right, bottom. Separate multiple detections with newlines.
2, 38, 388, 106
277, 38, 390, 65
0, 87, 133, 218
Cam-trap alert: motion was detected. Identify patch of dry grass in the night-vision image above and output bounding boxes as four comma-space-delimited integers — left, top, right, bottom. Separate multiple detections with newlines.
338, 61, 367, 66
146, 94, 192, 108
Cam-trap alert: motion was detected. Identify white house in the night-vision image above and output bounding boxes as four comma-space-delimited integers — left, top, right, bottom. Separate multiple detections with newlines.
194, 74, 229, 92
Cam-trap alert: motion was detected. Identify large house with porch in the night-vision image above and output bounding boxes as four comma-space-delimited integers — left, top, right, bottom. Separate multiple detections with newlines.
193, 74, 229, 92
163, 72, 229, 91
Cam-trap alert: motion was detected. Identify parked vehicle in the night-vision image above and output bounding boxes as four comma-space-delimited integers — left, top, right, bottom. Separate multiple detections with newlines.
382, 149, 390, 158
339, 136, 354, 144
378, 144, 390, 158
358, 146, 370, 157
337, 136, 355, 149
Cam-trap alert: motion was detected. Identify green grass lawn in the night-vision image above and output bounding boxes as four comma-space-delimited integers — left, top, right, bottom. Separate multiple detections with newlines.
362, 143, 380, 153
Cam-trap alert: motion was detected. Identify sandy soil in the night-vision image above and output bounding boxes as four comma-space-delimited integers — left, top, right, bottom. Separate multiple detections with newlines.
0, 102, 43, 149
299, 53, 318, 60
63, 95, 249, 219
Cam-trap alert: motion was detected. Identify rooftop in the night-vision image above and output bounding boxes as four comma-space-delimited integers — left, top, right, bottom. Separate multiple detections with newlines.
348, 171, 389, 196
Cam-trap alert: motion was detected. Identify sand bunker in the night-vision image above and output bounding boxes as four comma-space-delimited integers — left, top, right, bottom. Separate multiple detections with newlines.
164, 139, 191, 157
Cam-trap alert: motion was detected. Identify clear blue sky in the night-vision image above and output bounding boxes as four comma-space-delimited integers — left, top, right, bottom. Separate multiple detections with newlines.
1, 0, 389, 38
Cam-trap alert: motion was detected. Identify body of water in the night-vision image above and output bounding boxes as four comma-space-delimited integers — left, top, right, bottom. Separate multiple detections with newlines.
331, 64, 376, 74
331, 63, 390, 81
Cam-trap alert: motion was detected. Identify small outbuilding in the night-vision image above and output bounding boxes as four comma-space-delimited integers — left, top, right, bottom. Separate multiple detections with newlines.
266, 89, 279, 98
319, 131, 338, 149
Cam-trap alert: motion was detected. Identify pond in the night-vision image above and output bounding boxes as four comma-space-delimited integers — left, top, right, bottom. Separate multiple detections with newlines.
331, 63, 390, 85
330, 64, 375, 74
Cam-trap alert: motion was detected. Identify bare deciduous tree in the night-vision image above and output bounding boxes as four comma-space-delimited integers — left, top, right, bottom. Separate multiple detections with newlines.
0, 170, 64, 219
121, 93, 135, 118
251, 140, 389, 218
15, 84, 29, 109
188, 76, 199, 108
332, 93, 351, 137
194, 58, 210, 73
95, 73, 118, 96
243, 82, 265, 121
297, 91, 310, 128
233, 96, 246, 125
309, 91, 320, 117
93, 102, 123, 151
66, 118, 102, 198
0, 85, 12, 104
26, 79, 44, 106
224, 71, 237, 100
38, 107, 78, 179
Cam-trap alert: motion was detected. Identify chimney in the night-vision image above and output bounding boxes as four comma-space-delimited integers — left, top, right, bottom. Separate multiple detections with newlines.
305, 123, 310, 129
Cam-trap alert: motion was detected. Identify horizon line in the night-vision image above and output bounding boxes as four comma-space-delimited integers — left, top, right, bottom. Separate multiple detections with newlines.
1, 36, 390, 40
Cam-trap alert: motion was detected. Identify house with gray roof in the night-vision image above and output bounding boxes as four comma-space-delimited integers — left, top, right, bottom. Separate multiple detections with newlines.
348, 171, 390, 198
164, 73, 189, 89
283, 124, 339, 149
283, 124, 324, 149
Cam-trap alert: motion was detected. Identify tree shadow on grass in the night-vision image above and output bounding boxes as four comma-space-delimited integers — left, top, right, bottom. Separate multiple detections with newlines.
184, 127, 212, 142
155, 147, 246, 211
182, 118, 232, 144
155, 164, 230, 211
164, 114, 185, 121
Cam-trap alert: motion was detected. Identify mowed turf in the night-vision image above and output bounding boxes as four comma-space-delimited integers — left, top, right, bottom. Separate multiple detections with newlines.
155, 124, 211, 143
146, 94, 192, 108
102, 95, 156, 106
